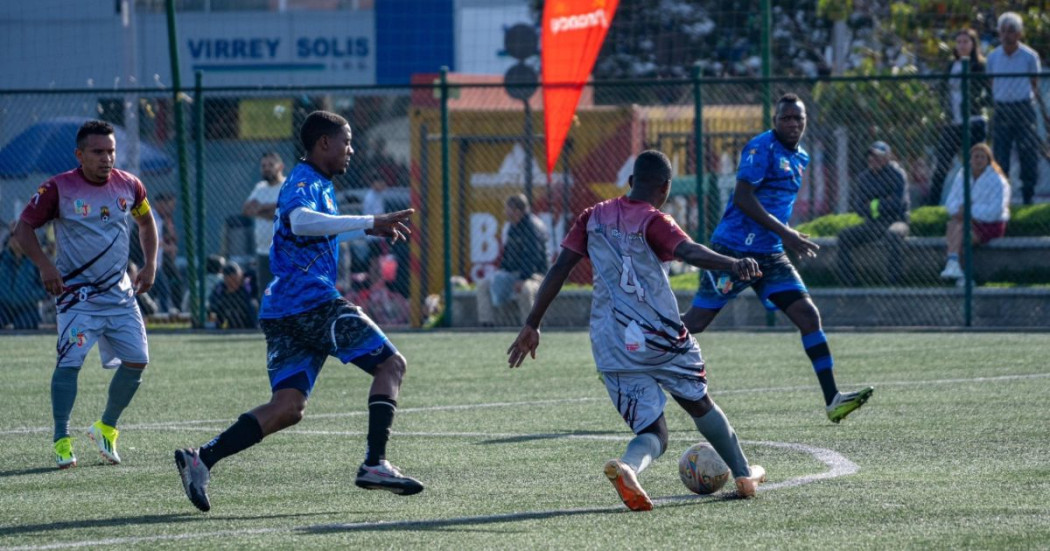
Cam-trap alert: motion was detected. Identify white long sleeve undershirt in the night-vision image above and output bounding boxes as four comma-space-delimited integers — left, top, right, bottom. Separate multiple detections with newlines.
288, 207, 372, 241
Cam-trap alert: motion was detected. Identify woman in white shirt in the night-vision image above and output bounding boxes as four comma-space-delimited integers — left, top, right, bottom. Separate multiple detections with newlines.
940, 143, 1010, 279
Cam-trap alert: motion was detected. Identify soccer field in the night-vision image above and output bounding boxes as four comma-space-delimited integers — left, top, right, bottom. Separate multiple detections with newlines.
1, 331, 1048, 550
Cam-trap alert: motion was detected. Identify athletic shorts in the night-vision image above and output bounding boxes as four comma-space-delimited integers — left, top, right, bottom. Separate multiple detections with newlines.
260, 298, 397, 397
973, 220, 1007, 245
55, 307, 149, 369
691, 243, 808, 311
602, 365, 708, 434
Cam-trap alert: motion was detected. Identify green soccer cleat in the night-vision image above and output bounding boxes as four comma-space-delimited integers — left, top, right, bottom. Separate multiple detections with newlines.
54, 436, 77, 469
826, 387, 875, 423
87, 420, 121, 464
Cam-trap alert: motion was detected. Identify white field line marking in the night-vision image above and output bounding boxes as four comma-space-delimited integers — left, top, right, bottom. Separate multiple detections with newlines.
2, 371, 1048, 436
1, 435, 856, 550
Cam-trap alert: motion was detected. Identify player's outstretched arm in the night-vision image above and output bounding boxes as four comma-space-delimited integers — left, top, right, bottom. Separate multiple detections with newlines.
674, 241, 761, 281
733, 181, 819, 258
366, 209, 415, 244
507, 248, 583, 368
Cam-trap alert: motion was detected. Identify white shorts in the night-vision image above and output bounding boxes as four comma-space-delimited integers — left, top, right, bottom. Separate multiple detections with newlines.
601, 366, 708, 434
55, 308, 149, 369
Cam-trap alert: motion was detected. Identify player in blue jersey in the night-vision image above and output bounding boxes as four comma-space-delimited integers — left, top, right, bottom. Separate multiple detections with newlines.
682, 94, 874, 424
175, 111, 422, 512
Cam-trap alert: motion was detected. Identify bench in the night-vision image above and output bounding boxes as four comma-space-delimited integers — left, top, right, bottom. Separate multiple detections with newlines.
800, 236, 1050, 285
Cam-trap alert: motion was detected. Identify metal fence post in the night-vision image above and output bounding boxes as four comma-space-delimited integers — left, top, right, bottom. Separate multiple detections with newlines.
692, 64, 705, 244
193, 70, 206, 329
440, 67, 452, 327
165, 0, 198, 327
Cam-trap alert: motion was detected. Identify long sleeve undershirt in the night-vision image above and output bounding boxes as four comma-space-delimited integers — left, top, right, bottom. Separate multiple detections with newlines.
288, 207, 372, 241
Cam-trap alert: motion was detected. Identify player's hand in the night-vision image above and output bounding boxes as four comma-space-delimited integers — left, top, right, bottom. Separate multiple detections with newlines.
731, 257, 762, 281
507, 325, 540, 368
135, 263, 157, 294
782, 229, 819, 259
366, 209, 415, 244
40, 264, 65, 296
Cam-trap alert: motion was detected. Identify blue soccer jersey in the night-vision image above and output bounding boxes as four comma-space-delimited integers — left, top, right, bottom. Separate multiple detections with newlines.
710, 130, 809, 253
260, 162, 343, 319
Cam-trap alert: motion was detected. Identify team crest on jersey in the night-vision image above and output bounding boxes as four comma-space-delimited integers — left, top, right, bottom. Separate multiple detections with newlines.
31, 185, 47, 206
117, 197, 128, 212
324, 193, 336, 211
100, 206, 110, 222
779, 157, 790, 172
73, 199, 90, 216
296, 182, 307, 195
68, 327, 86, 347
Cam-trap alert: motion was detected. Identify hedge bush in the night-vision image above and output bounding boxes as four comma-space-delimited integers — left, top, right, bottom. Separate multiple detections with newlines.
795, 204, 1050, 238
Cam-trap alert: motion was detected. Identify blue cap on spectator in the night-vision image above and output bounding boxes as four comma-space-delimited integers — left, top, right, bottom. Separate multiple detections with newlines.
869, 141, 891, 156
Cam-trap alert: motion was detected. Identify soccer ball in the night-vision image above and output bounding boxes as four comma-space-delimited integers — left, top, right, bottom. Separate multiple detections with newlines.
678, 443, 730, 494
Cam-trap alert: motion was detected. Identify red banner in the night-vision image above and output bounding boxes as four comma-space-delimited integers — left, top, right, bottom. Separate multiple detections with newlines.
541, 0, 618, 176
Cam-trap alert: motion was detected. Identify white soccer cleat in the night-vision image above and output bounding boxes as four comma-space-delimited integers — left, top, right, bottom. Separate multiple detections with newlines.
355, 460, 424, 495
940, 259, 963, 280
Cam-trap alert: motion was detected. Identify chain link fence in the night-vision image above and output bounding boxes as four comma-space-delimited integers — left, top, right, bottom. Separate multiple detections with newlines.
2, 72, 1049, 331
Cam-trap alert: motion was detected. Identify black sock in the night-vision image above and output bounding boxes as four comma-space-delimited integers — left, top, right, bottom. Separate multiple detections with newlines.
365, 395, 397, 466
198, 413, 264, 470
815, 370, 839, 405
802, 330, 839, 405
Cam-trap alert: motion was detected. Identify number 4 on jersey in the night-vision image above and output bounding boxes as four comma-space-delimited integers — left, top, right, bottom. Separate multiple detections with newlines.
619, 256, 645, 300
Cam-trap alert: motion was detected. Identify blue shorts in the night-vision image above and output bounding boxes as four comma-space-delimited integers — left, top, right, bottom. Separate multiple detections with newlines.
691, 243, 808, 311
259, 299, 397, 396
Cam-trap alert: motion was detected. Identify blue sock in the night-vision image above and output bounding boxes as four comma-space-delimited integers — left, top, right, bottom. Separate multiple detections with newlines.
691, 404, 750, 479
101, 365, 143, 428
51, 366, 80, 441
621, 433, 662, 474
948, 253, 959, 262
802, 330, 838, 404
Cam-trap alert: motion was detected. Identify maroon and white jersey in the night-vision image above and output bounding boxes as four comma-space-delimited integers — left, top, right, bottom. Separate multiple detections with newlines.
20, 168, 149, 315
562, 197, 703, 372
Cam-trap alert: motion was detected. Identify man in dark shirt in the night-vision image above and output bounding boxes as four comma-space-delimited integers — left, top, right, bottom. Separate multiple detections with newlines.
836, 141, 910, 286
476, 194, 549, 326
208, 261, 258, 329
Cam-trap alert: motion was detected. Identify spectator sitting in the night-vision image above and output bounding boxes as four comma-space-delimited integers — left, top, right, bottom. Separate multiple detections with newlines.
0, 230, 47, 329
183, 254, 227, 313
836, 141, 910, 286
940, 143, 1011, 280
476, 194, 550, 326
354, 254, 410, 326
208, 261, 258, 329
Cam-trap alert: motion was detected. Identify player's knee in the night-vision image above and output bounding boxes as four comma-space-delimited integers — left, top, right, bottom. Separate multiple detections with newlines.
377, 353, 407, 384
271, 392, 307, 427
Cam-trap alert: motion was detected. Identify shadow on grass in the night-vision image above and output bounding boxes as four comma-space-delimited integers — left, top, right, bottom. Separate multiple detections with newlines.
0, 467, 55, 478
476, 430, 621, 445
298, 496, 724, 535
0, 511, 333, 537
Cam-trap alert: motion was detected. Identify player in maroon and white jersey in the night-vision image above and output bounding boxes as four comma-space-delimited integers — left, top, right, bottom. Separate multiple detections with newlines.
507, 150, 767, 510
13, 120, 158, 469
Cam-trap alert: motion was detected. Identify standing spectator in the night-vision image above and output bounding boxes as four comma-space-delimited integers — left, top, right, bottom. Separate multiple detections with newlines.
930, 28, 989, 206
14, 120, 158, 469
681, 94, 874, 423
208, 261, 258, 329
152, 192, 179, 313
940, 143, 1011, 280
242, 152, 285, 297
0, 229, 47, 329
986, 12, 1049, 205
476, 194, 550, 326
836, 141, 911, 286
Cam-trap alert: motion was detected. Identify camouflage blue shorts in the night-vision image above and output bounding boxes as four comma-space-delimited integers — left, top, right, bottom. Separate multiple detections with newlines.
691, 244, 808, 311
260, 299, 396, 396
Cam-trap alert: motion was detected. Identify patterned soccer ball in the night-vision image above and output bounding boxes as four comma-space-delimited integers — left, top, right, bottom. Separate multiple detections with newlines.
678, 443, 730, 494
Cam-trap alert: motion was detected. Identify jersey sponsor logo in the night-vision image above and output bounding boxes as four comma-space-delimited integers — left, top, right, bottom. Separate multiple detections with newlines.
73, 199, 91, 216
324, 193, 335, 212
296, 181, 307, 195
746, 148, 757, 164
68, 327, 85, 347
117, 197, 128, 212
